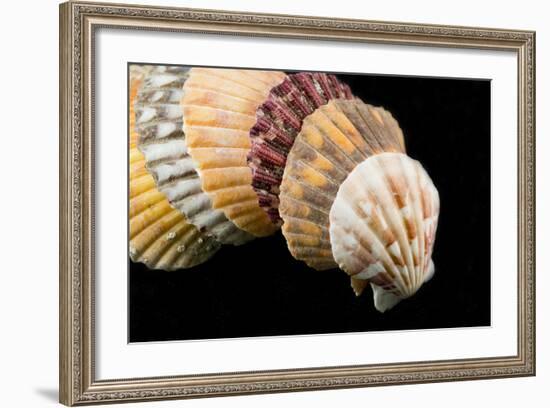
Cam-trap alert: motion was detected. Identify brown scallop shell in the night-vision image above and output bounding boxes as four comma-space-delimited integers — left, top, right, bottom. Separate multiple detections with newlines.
279, 98, 405, 270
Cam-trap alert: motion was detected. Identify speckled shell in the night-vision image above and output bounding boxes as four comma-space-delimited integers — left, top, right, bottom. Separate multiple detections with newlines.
129, 67, 220, 270
135, 66, 253, 245
279, 98, 405, 270
181, 68, 286, 237
329, 152, 439, 312
247, 73, 354, 225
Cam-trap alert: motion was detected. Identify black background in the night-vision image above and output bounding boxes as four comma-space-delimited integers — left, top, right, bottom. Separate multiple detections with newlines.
129, 71, 491, 342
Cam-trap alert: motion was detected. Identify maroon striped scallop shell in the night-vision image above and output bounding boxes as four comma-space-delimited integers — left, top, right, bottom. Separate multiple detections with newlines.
247, 72, 354, 225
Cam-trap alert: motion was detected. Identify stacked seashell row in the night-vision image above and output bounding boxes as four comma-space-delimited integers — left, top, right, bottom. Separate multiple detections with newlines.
129, 65, 440, 312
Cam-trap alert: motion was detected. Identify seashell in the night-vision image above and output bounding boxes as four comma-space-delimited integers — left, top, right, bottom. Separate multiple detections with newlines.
129, 68, 221, 270
135, 66, 253, 245
129, 65, 153, 148
279, 98, 405, 270
329, 152, 440, 312
129, 146, 221, 270
181, 67, 286, 237
247, 72, 354, 225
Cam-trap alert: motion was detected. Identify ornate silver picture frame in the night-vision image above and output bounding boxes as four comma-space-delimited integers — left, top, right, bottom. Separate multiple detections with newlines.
59, 1, 535, 405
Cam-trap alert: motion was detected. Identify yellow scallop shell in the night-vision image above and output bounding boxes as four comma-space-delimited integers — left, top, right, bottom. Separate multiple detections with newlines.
181, 68, 286, 237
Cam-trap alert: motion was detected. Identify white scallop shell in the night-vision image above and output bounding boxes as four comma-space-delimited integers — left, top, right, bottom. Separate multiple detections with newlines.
329, 152, 439, 312
135, 66, 254, 245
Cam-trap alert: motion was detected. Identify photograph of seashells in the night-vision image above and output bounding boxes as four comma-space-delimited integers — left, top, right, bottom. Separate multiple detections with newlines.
129, 64, 490, 342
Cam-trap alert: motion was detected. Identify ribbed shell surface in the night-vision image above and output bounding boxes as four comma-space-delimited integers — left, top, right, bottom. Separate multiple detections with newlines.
181, 68, 286, 237
129, 67, 220, 269
247, 72, 354, 225
329, 152, 439, 312
135, 66, 253, 245
279, 98, 405, 270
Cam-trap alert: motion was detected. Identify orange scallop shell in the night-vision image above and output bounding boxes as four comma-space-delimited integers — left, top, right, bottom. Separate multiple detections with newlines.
181, 68, 286, 237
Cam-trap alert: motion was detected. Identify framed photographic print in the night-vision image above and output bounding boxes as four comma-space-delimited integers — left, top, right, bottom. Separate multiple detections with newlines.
59, 1, 536, 405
